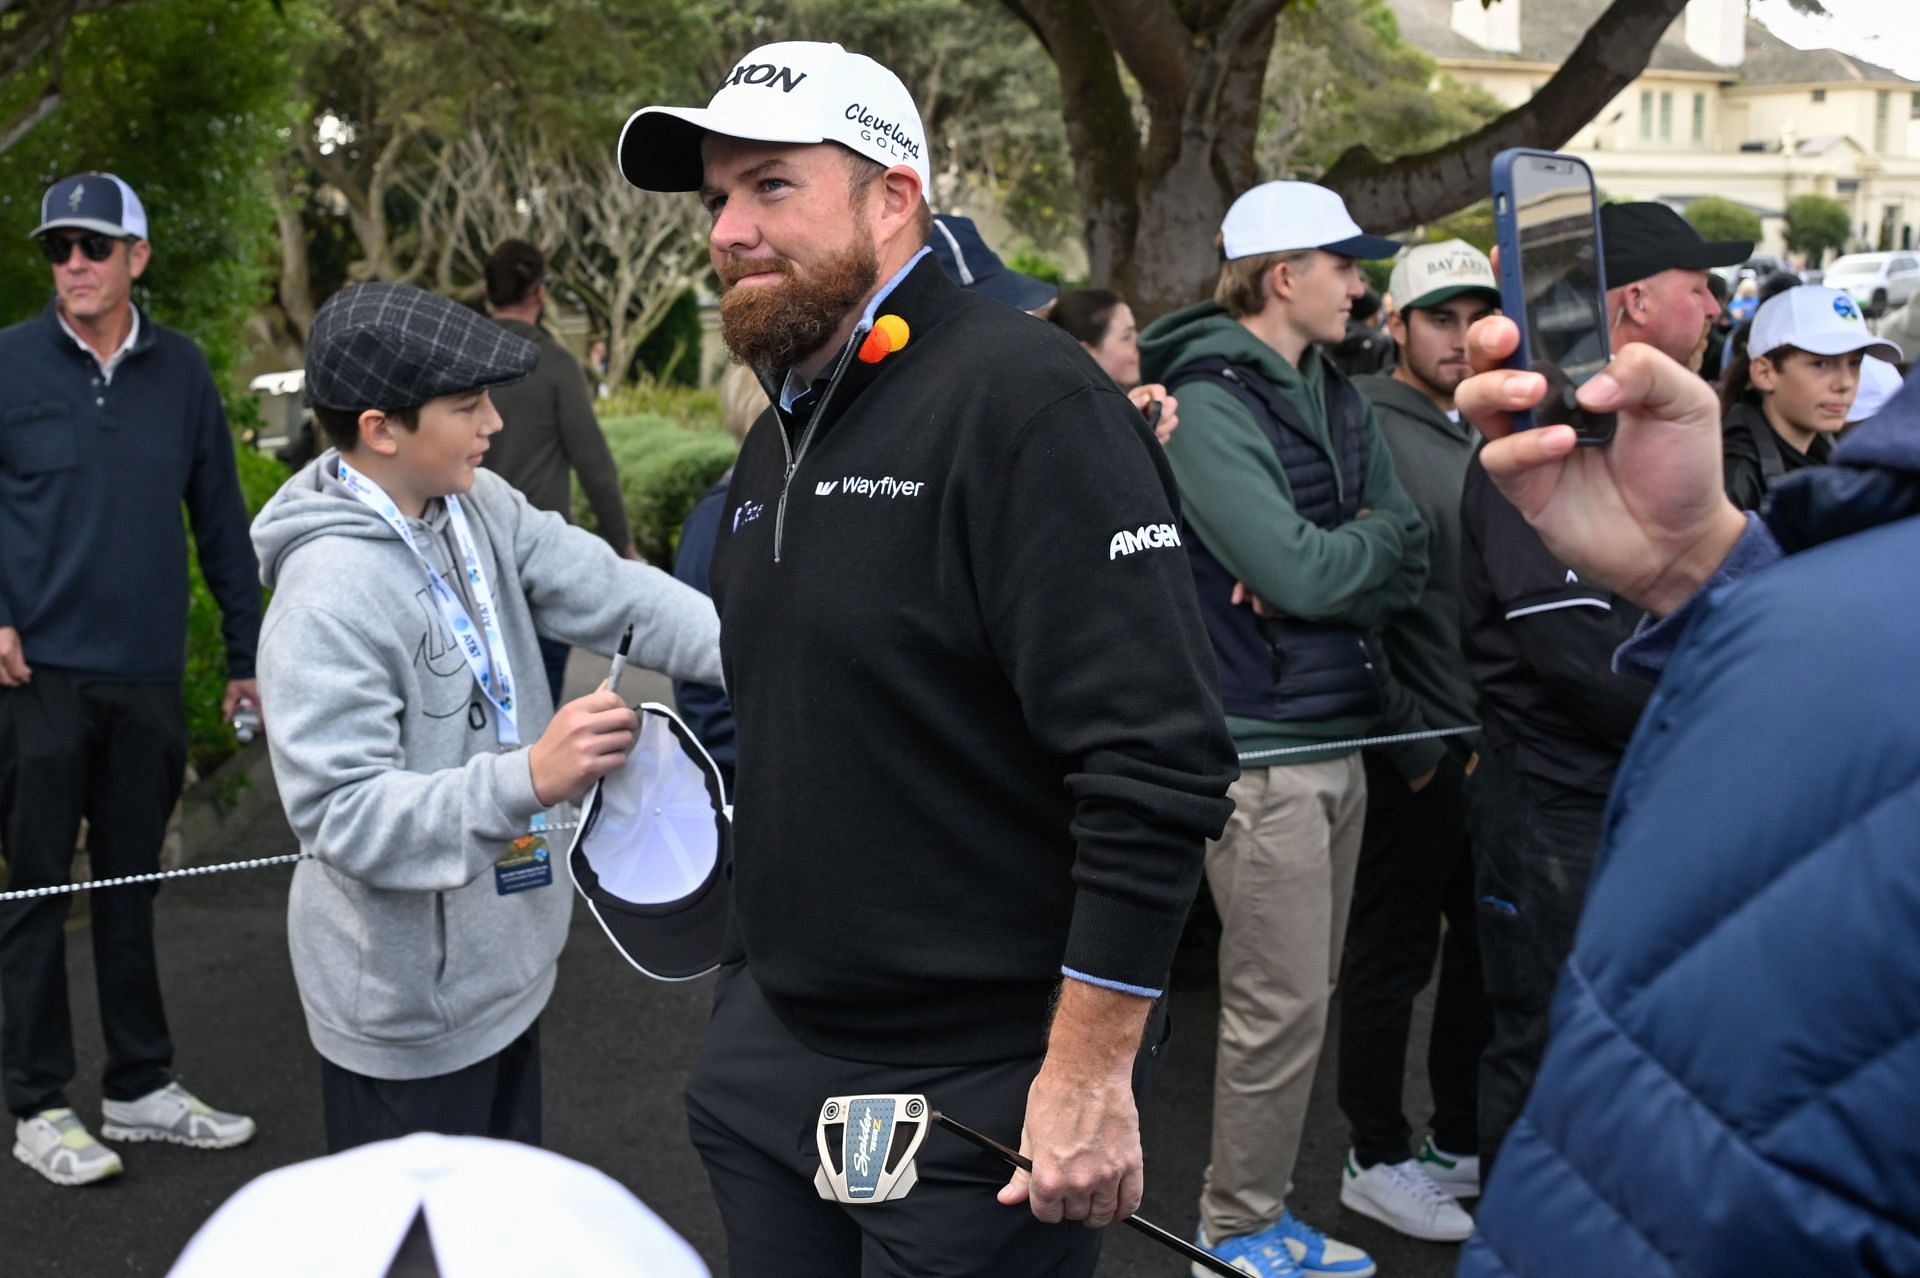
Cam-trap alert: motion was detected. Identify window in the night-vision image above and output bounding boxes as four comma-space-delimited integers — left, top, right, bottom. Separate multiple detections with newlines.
1692, 93, 1706, 143
1660, 91, 1674, 141
1875, 90, 1891, 152
1911, 91, 1920, 120
1640, 90, 1653, 139
1812, 88, 1826, 103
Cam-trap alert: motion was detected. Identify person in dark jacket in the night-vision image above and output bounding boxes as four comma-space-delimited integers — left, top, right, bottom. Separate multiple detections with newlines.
482, 239, 638, 701
1140, 179, 1425, 1278
1458, 206, 1749, 1175
1719, 284, 1903, 511
1337, 240, 1498, 1244
1450, 310, 1920, 1277
619, 41, 1236, 1277
0, 173, 262, 1185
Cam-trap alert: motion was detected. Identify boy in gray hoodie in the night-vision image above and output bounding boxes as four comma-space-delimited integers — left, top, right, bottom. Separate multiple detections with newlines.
252, 283, 722, 1152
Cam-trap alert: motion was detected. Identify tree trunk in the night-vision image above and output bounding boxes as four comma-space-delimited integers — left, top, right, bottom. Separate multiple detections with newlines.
1321, 0, 1695, 231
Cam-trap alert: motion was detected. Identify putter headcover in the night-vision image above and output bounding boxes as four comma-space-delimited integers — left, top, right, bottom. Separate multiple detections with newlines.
814, 1094, 930, 1205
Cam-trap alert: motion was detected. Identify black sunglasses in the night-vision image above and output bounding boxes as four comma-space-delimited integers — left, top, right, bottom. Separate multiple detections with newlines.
38, 231, 126, 264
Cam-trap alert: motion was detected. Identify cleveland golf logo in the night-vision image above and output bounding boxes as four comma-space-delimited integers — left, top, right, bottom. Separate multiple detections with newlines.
845, 103, 921, 161
1109, 523, 1182, 560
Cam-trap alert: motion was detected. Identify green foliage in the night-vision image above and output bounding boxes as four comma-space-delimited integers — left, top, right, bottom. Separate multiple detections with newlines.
578, 404, 738, 565
1361, 259, 1394, 294
633, 290, 703, 387
0, 0, 295, 405
1685, 197, 1762, 247
1260, 5, 1503, 191
599, 378, 722, 425
1785, 194, 1853, 267
1005, 250, 1068, 289
1426, 200, 1498, 252
183, 446, 289, 773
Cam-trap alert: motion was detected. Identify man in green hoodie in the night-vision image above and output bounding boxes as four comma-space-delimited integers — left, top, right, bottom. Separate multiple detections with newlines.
1335, 240, 1500, 1243
1140, 180, 1427, 1278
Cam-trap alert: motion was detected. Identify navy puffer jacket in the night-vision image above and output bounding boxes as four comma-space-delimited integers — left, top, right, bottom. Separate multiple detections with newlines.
1458, 376, 1920, 1276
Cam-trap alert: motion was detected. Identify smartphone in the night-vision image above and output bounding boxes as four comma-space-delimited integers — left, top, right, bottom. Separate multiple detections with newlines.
1491, 149, 1615, 442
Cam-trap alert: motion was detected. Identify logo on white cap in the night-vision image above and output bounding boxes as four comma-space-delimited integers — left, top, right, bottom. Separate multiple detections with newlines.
1749, 284, 1903, 365
618, 42, 930, 195
1389, 239, 1499, 310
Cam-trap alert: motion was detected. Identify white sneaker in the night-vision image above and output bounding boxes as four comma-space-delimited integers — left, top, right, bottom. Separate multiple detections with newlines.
1415, 1135, 1482, 1198
1339, 1150, 1475, 1243
13, 1108, 125, 1186
100, 1081, 255, 1149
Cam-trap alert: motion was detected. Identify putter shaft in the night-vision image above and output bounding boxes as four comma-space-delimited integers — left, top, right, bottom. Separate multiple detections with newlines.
931, 1112, 1240, 1278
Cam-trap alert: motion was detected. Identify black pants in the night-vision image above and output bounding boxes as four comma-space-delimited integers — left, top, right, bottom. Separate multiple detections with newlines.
1464, 745, 1606, 1172
0, 671, 184, 1118
319, 1019, 542, 1154
687, 965, 1171, 1278
1337, 751, 1488, 1167
538, 636, 571, 707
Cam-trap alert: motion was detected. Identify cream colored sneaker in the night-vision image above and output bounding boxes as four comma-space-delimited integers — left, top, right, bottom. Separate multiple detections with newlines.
100, 1081, 255, 1149
14, 1108, 125, 1186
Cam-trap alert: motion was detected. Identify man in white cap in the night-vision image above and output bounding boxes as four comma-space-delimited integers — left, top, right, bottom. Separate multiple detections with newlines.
617, 41, 1236, 1277
1721, 284, 1904, 510
1137, 181, 1427, 1278
1333, 240, 1501, 1243
0, 172, 262, 1186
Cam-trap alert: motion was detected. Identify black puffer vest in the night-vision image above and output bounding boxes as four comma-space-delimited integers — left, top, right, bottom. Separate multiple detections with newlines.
1171, 355, 1382, 724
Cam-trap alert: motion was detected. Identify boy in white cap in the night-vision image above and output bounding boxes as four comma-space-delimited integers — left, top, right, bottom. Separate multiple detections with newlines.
619, 38, 1235, 1278
1138, 181, 1427, 1278
1721, 285, 1905, 510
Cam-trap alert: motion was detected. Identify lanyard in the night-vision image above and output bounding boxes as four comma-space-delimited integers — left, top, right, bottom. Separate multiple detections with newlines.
335, 458, 520, 747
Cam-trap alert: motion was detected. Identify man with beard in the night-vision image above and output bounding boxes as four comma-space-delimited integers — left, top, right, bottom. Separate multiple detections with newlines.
1599, 203, 1747, 374
1335, 241, 1498, 1242
616, 41, 1237, 1277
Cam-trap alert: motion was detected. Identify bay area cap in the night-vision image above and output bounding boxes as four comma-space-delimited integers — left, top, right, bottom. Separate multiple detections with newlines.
619, 41, 929, 195
33, 172, 149, 240
1221, 180, 1400, 261
168, 1134, 710, 1277
1749, 285, 1903, 364
305, 282, 538, 412
1389, 238, 1501, 311
568, 702, 731, 982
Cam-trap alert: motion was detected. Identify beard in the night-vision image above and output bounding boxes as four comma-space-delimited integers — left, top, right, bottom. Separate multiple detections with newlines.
718, 235, 879, 375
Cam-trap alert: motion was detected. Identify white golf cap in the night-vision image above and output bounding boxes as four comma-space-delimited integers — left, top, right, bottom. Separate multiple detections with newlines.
1750, 285, 1903, 364
1848, 355, 1907, 423
1220, 181, 1400, 262
618, 42, 929, 195
568, 702, 730, 982
168, 1134, 710, 1277
1389, 239, 1500, 311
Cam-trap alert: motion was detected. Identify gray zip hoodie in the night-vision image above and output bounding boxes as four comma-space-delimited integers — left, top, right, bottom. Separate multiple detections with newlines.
252, 451, 722, 1079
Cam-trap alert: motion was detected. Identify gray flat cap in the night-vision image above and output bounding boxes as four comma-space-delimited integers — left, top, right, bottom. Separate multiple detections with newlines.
306, 282, 537, 411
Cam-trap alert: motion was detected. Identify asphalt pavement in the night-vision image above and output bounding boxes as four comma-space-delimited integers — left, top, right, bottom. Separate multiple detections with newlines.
0, 658, 1466, 1277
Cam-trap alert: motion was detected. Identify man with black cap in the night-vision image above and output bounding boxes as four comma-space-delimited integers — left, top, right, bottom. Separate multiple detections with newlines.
0, 172, 263, 1185
617, 39, 1235, 1277
250, 281, 720, 1153
1454, 202, 1745, 1172
1137, 180, 1427, 1278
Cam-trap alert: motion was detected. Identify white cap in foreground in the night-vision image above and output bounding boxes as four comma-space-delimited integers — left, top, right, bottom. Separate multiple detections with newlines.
168, 1134, 710, 1278
1750, 285, 1903, 364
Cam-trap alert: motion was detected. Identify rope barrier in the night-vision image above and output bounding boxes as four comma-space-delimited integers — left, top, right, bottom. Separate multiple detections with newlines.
1237, 724, 1478, 764
0, 820, 582, 903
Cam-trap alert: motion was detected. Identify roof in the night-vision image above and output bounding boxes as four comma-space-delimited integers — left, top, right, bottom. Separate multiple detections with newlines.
1737, 19, 1914, 87
1385, 0, 1725, 74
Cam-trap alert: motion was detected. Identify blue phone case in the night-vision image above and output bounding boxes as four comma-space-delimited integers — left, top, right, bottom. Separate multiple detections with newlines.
1490, 148, 1613, 442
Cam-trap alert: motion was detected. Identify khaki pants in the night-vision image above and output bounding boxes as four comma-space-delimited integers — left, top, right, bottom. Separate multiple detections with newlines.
1199, 755, 1368, 1242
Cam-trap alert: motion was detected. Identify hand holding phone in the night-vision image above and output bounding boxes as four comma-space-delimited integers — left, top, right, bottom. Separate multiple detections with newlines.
1491, 149, 1616, 444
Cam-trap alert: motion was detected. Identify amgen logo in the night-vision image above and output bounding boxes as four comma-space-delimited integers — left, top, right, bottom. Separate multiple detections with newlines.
1109, 523, 1182, 560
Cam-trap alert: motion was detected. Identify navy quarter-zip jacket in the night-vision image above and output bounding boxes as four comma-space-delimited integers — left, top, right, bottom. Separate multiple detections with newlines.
709, 256, 1238, 1065
0, 300, 261, 681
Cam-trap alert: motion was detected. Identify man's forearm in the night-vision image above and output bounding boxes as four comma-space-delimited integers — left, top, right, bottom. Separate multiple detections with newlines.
1046, 978, 1152, 1079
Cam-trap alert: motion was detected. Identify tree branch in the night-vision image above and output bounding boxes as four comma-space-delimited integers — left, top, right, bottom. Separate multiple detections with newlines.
0, 81, 59, 157
1320, 0, 1693, 229
1089, 0, 1195, 110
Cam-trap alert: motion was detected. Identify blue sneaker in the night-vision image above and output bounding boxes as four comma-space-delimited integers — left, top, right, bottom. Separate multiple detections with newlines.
1192, 1222, 1305, 1277
1271, 1210, 1376, 1278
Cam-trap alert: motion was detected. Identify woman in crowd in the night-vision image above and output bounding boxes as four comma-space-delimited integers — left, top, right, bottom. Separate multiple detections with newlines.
1050, 288, 1179, 443
1720, 285, 1903, 511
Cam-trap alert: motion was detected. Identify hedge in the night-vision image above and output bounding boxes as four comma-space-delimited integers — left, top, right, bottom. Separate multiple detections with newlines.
577, 398, 740, 566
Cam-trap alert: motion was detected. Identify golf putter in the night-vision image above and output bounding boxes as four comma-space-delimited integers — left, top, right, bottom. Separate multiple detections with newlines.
814, 1094, 1240, 1277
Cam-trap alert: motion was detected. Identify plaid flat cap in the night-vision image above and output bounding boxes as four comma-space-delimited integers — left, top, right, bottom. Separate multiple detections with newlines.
306, 282, 537, 411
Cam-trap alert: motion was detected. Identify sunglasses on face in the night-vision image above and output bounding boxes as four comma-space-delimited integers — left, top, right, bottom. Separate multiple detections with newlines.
38, 231, 126, 264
